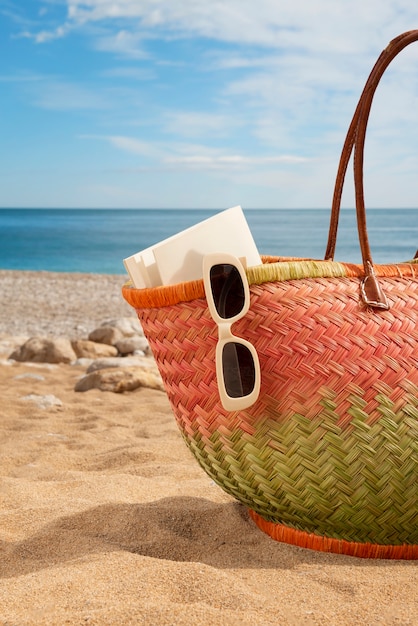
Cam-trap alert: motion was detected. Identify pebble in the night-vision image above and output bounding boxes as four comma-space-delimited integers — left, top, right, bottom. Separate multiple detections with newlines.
21, 394, 63, 409
14, 373, 46, 381
86, 355, 155, 373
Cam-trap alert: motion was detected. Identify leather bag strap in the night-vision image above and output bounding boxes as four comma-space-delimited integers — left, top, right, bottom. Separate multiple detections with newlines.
324, 30, 418, 309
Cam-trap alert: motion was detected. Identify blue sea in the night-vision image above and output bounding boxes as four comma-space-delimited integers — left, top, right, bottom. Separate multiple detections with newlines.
0, 208, 417, 275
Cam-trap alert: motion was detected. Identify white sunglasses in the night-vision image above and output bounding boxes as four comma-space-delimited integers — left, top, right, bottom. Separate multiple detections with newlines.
203, 253, 261, 411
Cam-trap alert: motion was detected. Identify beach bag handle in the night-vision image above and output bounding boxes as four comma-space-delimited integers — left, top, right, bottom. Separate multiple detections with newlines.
324, 30, 418, 309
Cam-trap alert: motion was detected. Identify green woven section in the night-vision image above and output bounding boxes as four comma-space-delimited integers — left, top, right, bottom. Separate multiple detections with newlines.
246, 260, 349, 286
183, 390, 418, 545
246, 257, 418, 287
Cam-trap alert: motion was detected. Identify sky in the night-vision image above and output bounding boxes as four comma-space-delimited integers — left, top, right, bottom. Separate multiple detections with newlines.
1, 1, 418, 209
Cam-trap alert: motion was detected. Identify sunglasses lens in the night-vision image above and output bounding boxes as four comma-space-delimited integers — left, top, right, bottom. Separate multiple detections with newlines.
222, 342, 256, 398
210, 264, 245, 319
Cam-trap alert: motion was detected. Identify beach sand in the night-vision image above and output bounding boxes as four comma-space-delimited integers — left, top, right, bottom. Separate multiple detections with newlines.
0, 270, 417, 625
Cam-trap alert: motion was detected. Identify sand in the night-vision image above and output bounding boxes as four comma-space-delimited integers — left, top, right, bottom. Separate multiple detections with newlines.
0, 270, 417, 625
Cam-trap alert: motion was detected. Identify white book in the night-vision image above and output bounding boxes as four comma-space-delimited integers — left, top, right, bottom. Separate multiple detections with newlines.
124, 206, 262, 288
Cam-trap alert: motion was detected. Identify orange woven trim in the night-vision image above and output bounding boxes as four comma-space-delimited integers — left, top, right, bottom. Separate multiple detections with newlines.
122, 278, 206, 310
122, 257, 418, 310
343, 262, 418, 279
249, 510, 418, 560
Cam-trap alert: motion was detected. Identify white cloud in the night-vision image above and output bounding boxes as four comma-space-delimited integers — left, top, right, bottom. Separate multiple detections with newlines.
94, 29, 149, 58
105, 135, 160, 157
164, 154, 309, 169
35, 1, 418, 142
33, 24, 69, 43
31, 81, 111, 110
83, 133, 309, 170
162, 111, 243, 138
101, 66, 155, 80
78, 134, 162, 158
18, 20, 72, 44
25, 2, 418, 130
63, 0, 417, 52
0, 73, 44, 82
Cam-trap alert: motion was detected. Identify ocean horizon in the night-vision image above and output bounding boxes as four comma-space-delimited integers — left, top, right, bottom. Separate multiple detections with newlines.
0, 207, 417, 275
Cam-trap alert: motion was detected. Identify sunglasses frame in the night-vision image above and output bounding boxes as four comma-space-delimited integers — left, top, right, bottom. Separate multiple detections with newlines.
203, 253, 261, 411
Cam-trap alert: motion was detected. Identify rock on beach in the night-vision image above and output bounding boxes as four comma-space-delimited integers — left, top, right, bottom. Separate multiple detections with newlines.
74, 367, 165, 393
10, 336, 77, 364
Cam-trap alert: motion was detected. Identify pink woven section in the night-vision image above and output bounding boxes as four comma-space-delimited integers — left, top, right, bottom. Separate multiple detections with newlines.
246, 275, 418, 430
137, 275, 418, 434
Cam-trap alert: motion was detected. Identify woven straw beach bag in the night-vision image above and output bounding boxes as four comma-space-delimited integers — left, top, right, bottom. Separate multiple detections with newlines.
123, 31, 418, 559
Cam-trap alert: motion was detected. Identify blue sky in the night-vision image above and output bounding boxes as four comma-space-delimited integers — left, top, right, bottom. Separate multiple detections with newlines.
2, 1, 418, 209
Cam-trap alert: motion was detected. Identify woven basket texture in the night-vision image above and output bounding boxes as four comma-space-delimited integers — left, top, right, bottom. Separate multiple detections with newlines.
122, 259, 418, 555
